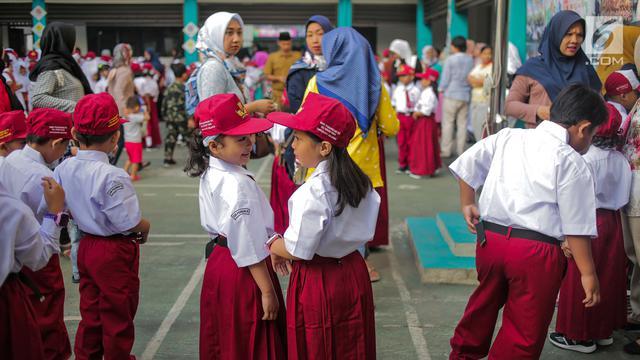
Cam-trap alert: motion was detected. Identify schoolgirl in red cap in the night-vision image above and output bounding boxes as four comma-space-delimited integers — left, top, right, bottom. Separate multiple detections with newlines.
53, 92, 151, 360
267, 93, 381, 359
550, 104, 632, 353
0, 160, 66, 360
185, 93, 286, 360
409, 68, 441, 178
5, 107, 73, 360
392, 64, 420, 174
0, 110, 27, 157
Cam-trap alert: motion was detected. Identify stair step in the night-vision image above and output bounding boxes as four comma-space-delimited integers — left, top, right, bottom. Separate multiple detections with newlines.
406, 217, 477, 285
436, 212, 476, 257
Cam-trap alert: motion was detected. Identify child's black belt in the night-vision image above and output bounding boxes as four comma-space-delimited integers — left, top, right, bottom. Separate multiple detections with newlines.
482, 221, 560, 246
205, 235, 227, 259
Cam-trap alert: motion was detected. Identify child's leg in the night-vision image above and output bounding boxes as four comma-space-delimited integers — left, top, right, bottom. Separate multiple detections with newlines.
74, 238, 105, 359
123, 160, 131, 174
89, 238, 140, 358
130, 163, 139, 179
396, 114, 413, 169
450, 231, 509, 359
489, 240, 566, 359
164, 122, 177, 161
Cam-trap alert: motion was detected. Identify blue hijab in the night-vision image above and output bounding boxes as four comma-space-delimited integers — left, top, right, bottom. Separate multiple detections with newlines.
317, 27, 381, 135
516, 10, 601, 101
289, 15, 334, 74
145, 48, 165, 74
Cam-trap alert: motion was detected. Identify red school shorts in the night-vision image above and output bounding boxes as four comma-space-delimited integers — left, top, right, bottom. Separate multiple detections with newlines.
124, 142, 143, 163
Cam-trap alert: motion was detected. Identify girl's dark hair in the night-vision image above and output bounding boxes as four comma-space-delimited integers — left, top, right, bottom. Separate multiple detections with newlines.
308, 132, 372, 216
184, 129, 210, 177
550, 84, 608, 131
26, 134, 51, 145
75, 129, 118, 147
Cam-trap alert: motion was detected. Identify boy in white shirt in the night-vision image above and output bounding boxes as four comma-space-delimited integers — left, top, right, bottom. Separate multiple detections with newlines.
448, 84, 607, 359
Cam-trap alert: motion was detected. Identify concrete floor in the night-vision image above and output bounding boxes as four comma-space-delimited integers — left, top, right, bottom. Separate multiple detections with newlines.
58, 137, 639, 359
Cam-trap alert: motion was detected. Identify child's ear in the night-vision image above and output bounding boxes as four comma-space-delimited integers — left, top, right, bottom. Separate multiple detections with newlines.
319, 141, 333, 157
71, 128, 79, 141
577, 120, 593, 137
51, 138, 64, 148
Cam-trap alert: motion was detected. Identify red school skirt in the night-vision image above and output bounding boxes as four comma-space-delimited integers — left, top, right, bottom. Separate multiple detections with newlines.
408, 115, 441, 176
287, 251, 376, 360
555, 209, 628, 340
0, 273, 45, 360
200, 245, 287, 360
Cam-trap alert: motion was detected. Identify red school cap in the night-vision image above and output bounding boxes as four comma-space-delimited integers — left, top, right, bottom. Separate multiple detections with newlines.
27, 108, 73, 140
0, 110, 27, 143
599, 103, 623, 139
267, 93, 356, 148
604, 70, 640, 97
195, 93, 272, 137
73, 93, 127, 136
397, 64, 415, 77
416, 68, 440, 82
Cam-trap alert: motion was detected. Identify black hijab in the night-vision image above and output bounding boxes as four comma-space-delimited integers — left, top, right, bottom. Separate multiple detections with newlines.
29, 22, 93, 95
515, 10, 601, 101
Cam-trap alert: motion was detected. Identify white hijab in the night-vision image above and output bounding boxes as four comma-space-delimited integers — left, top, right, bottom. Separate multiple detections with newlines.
196, 12, 245, 79
389, 39, 413, 63
196, 12, 244, 57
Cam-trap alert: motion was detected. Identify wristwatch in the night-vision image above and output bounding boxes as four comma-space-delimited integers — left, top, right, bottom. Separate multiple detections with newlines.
266, 233, 281, 250
45, 212, 70, 227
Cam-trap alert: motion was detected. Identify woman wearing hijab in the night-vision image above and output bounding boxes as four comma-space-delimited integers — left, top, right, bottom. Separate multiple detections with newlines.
30, 22, 92, 112
505, 10, 602, 128
196, 12, 274, 114
267, 15, 334, 236
144, 48, 165, 77
421, 45, 442, 74
303, 27, 399, 278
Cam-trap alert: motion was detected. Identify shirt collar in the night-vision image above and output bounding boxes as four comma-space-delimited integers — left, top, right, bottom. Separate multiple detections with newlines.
536, 120, 569, 144
208, 156, 255, 178
76, 150, 110, 163
21, 145, 46, 166
309, 160, 330, 180
608, 101, 628, 118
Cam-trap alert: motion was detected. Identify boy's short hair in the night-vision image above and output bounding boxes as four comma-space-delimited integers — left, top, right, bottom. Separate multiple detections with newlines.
171, 63, 187, 78
125, 96, 139, 110
550, 84, 608, 130
452, 36, 467, 52
26, 134, 50, 145
75, 129, 118, 146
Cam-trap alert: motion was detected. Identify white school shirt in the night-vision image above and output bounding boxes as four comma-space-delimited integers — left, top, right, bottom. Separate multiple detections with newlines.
123, 113, 144, 143
0, 188, 60, 284
284, 160, 381, 260
5, 146, 52, 222
449, 121, 598, 240
199, 156, 274, 267
391, 82, 421, 114
53, 150, 142, 236
583, 146, 631, 210
415, 87, 438, 117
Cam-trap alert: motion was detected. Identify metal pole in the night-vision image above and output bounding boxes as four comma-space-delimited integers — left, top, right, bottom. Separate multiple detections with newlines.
486, 0, 509, 135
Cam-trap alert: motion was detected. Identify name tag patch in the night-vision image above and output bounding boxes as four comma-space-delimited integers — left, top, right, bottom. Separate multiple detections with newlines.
107, 182, 125, 197
231, 208, 250, 220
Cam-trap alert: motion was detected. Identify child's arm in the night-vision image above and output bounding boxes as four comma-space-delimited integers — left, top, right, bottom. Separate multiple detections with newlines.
129, 218, 151, 243
459, 179, 481, 233
566, 235, 600, 307
270, 236, 302, 260
248, 260, 279, 320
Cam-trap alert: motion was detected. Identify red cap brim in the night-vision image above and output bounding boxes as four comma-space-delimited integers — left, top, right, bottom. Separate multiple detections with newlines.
223, 117, 273, 136
267, 112, 310, 132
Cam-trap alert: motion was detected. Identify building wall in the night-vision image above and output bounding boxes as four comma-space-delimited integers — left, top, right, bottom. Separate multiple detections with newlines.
376, 23, 416, 56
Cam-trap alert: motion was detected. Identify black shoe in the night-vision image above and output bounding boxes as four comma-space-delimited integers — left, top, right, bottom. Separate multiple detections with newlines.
71, 275, 80, 284
548, 332, 596, 353
137, 161, 151, 172
163, 159, 177, 167
624, 340, 640, 355
626, 323, 640, 332
395, 166, 409, 174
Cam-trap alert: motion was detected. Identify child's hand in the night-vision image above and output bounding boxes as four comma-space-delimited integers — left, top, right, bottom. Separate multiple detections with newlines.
412, 112, 422, 119
41, 177, 65, 214
261, 291, 279, 321
461, 204, 480, 234
188, 118, 196, 129
581, 274, 600, 308
271, 253, 292, 276
561, 241, 572, 258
